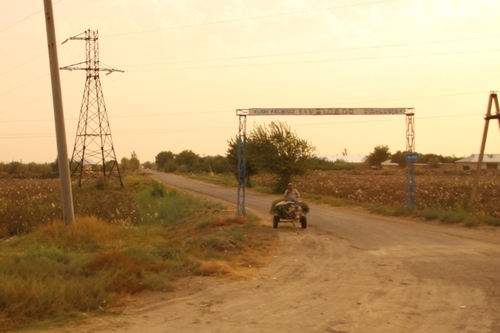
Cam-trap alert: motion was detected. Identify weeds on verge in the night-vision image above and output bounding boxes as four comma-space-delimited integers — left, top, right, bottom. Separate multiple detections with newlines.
363, 203, 500, 227
0, 175, 278, 332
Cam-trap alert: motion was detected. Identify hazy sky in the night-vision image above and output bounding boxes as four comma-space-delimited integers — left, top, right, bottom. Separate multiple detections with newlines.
1, 0, 499, 164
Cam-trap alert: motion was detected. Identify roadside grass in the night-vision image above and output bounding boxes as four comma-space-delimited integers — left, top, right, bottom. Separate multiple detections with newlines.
0, 174, 278, 332
185, 172, 500, 227
186, 173, 238, 187
185, 173, 273, 194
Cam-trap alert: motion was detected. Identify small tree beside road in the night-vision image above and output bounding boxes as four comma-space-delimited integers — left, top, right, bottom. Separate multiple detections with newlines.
227, 120, 316, 192
366, 145, 391, 169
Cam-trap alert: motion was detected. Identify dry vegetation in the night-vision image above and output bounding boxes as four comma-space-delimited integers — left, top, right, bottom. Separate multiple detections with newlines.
0, 175, 278, 332
0, 178, 138, 237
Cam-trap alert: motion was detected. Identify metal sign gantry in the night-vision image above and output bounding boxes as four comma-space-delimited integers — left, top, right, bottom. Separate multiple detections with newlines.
235, 108, 416, 216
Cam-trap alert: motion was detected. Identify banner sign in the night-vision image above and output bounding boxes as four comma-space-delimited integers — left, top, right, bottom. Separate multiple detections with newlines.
246, 108, 409, 116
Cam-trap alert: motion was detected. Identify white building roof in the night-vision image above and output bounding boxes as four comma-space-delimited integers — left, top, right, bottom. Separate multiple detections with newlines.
323, 155, 366, 163
381, 159, 398, 166
455, 154, 500, 163
76, 158, 97, 165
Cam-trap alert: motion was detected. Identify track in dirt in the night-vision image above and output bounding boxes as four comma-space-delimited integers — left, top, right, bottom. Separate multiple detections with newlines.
44, 172, 500, 333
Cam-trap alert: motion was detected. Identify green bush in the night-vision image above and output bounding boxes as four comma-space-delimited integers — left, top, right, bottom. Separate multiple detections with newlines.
149, 180, 167, 197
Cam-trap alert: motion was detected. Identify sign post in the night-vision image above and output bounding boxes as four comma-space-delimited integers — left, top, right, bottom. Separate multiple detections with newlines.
405, 153, 419, 162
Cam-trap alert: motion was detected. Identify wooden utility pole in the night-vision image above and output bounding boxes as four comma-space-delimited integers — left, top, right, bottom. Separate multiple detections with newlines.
469, 92, 500, 206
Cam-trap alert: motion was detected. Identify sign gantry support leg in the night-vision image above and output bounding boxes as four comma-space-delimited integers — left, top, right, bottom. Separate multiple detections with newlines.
236, 112, 247, 216
405, 111, 416, 209
469, 91, 500, 206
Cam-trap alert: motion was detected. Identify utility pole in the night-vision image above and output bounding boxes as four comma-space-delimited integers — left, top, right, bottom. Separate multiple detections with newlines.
469, 91, 500, 206
61, 30, 123, 187
43, 0, 75, 225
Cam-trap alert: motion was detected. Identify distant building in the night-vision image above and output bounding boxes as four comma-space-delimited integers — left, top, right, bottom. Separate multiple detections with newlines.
323, 155, 366, 164
381, 159, 399, 169
455, 154, 500, 171
74, 158, 98, 171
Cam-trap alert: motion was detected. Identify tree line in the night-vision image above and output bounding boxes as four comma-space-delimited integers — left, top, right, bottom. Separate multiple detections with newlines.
366, 145, 462, 168
0, 121, 462, 182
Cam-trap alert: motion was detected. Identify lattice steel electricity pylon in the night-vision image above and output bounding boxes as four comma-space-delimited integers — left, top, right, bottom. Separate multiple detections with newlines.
61, 29, 123, 187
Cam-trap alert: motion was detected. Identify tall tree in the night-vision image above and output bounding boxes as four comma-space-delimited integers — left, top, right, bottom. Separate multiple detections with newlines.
176, 150, 197, 165
176, 150, 201, 172
155, 151, 176, 172
226, 135, 259, 179
120, 156, 130, 171
391, 150, 408, 167
129, 151, 140, 171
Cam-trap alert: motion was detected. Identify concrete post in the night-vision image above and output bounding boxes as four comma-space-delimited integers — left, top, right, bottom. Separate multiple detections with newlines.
43, 0, 75, 225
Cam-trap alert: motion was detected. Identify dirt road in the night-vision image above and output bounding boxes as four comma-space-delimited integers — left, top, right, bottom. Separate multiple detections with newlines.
60, 172, 500, 332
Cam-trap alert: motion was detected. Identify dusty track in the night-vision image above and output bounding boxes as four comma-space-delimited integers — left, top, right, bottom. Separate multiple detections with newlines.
44, 172, 500, 332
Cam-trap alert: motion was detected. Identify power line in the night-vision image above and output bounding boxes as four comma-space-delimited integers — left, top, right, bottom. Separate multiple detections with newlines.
1, 1, 495, 90
0, 82, 83, 115
126, 48, 500, 72
0, 95, 52, 116
0, 74, 49, 96
290, 113, 482, 128
4, 35, 497, 98
117, 35, 500, 69
0, 90, 490, 123
0, 52, 46, 78
1, 1, 496, 92
0, 110, 235, 123
0, 126, 236, 139
314, 91, 491, 106
0, 41, 80, 79
102, 0, 401, 37
2, 41, 496, 103
0, 0, 64, 33
1, 0, 401, 74
0, 8, 44, 33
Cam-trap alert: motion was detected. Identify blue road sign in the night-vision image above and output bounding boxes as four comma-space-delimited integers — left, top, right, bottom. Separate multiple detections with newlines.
406, 153, 419, 162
